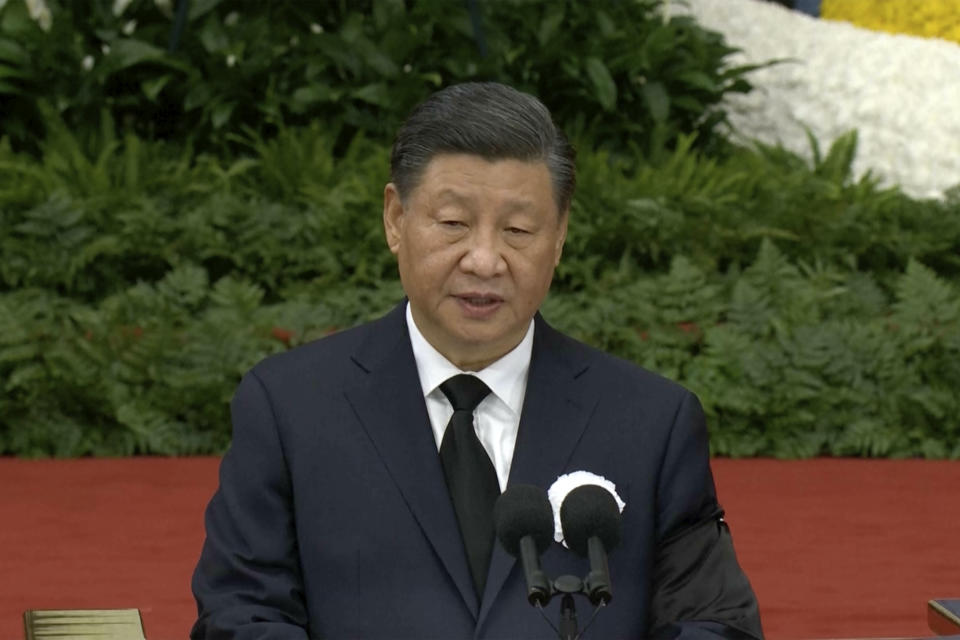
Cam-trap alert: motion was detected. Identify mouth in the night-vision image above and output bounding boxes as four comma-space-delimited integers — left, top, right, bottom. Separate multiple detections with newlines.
455, 293, 504, 315
459, 294, 501, 305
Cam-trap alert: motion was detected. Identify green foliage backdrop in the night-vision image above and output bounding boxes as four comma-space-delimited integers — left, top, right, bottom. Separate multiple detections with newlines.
1, 0, 959, 457
0, 0, 747, 157
2, 123, 959, 458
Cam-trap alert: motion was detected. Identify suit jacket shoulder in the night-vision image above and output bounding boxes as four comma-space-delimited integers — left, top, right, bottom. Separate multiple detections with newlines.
250, 305, 407, 393
535, 315, 694, 405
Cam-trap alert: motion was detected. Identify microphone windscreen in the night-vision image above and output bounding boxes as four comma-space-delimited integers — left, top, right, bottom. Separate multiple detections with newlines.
559, 484, 622, 556
494, 484, 555, 557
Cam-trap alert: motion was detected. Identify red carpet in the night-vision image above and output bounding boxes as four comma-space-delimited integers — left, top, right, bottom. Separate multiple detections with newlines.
711, 459, 959, 639
1, 457, 957, 639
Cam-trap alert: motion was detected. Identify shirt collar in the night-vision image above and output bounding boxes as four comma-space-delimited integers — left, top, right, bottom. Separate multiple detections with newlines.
406, 302, 533, 416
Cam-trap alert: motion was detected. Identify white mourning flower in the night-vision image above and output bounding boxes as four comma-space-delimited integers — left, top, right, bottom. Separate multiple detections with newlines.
226, 54, 237, 68
224, 11, 239, 26
82, 55, 94, 71
310, 23, 324, 34
122, 19, 137, 35
547, 471, 626, 546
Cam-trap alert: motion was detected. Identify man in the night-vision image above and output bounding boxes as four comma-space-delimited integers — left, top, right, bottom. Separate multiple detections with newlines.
192, 82, 763, 639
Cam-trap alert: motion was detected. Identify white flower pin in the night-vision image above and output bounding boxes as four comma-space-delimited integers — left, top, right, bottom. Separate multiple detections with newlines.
547, 471, 626, 546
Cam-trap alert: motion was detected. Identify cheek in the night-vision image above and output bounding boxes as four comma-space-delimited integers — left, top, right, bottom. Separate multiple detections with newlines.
513, 255, 557, 297
402, 247, 457, 290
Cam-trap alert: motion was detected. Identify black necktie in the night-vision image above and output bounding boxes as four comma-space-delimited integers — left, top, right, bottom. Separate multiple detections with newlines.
438, 374, 500, 598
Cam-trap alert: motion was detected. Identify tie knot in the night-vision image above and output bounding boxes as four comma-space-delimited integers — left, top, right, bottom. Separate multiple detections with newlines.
440, 374, 491, 412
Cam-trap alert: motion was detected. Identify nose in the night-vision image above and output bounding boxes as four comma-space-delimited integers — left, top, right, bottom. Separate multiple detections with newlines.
459, 229, 506, 278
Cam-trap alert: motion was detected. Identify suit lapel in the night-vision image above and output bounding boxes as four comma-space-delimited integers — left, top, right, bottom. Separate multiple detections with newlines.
478, 315, 599, 630
344, 304, 480, 618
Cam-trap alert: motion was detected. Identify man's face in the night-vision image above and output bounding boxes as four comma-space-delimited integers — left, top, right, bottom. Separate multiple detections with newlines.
383, 153, 567, 371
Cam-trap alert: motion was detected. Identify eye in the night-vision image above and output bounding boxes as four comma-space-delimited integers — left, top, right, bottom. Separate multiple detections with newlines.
506, 226, 530, 235
439, 219, 466, 229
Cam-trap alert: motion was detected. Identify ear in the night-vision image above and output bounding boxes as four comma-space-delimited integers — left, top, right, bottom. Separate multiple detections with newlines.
383, 183, 405, 256
553, 210, 569, 266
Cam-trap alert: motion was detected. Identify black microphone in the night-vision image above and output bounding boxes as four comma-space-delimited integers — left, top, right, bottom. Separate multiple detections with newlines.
494, 484, 555, 606
559, 484, 622, 606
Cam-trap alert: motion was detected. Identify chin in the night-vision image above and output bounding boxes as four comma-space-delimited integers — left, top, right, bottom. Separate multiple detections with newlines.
452, 329, 500, 346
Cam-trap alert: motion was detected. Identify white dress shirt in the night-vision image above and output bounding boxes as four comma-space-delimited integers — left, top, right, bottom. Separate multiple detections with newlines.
406, 303, 533, 492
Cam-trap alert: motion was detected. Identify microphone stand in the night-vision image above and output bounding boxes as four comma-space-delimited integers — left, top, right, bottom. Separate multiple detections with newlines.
495, 484, 618, 640
544, 573, 591, 640
558, 594, 578, 640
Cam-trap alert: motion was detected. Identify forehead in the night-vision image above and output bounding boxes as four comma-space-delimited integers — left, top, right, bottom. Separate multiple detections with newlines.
410, 153, 557, 212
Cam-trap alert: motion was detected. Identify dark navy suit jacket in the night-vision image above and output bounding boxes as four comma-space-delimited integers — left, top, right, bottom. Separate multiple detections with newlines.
192, 304, 762, 639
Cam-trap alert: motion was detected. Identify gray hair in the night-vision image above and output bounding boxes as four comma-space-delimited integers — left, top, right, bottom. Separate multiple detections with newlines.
390, 82, 576, 215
